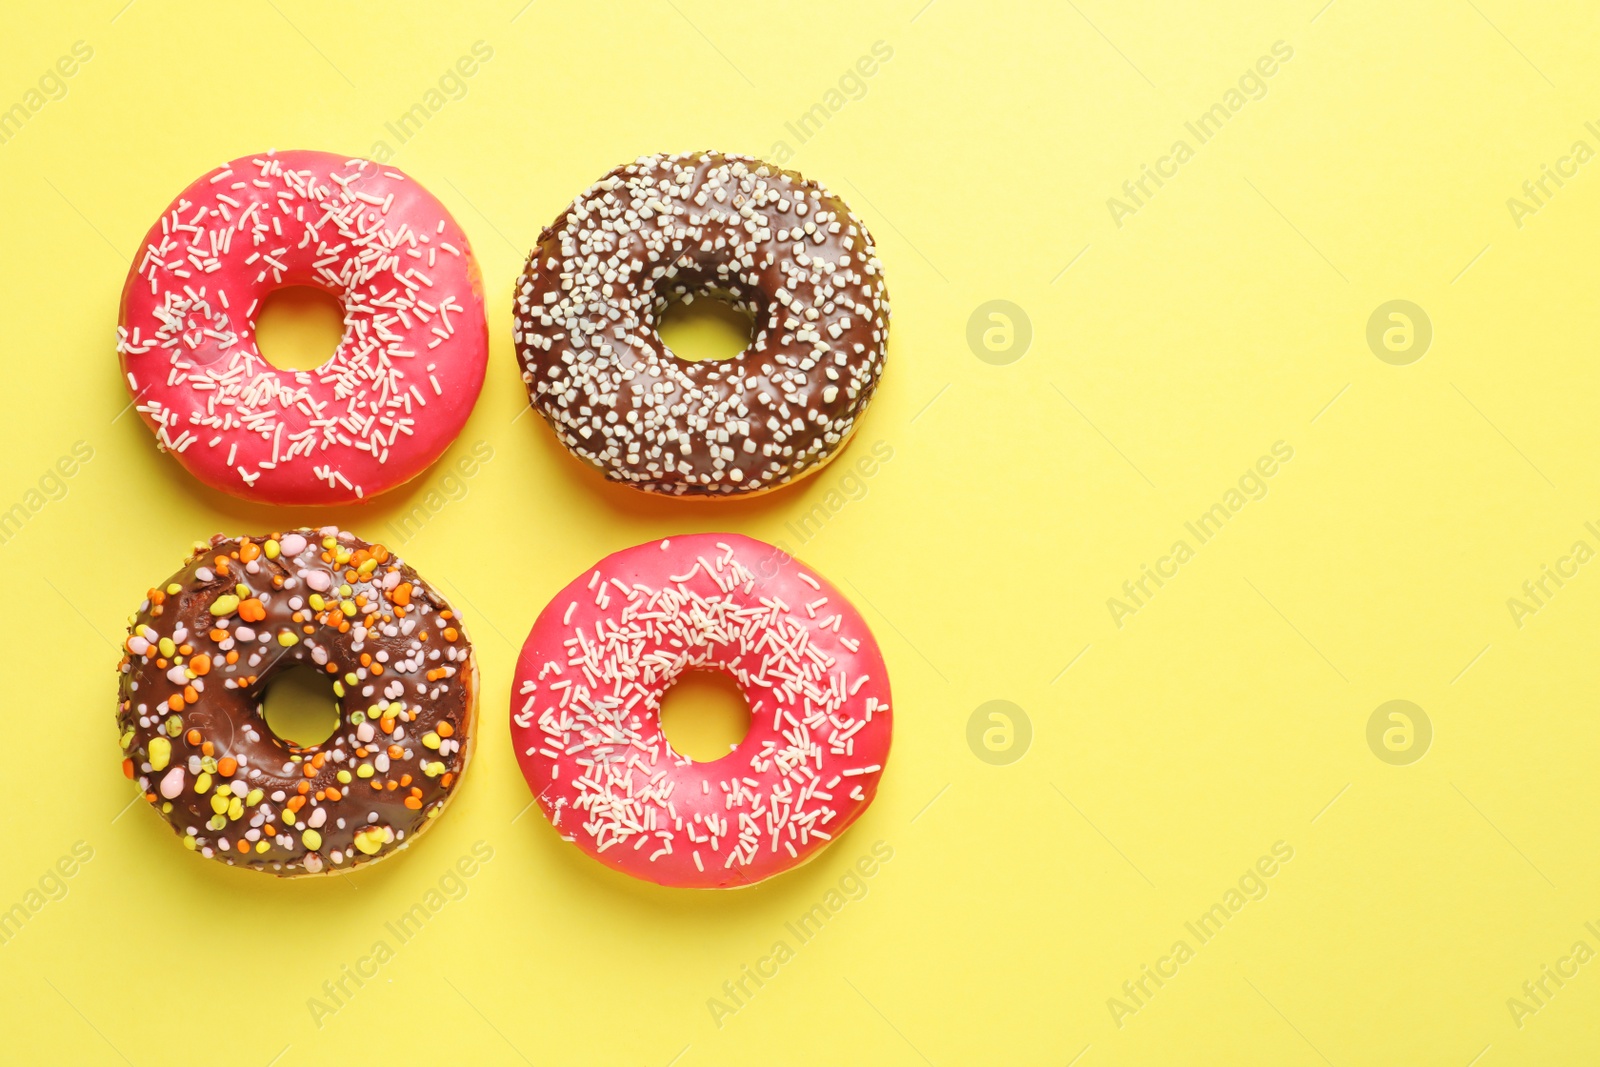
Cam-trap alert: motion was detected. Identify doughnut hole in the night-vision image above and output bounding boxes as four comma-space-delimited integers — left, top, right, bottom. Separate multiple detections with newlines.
659, 669, 751, 762
656, 288, 755, 364
261, 665, 342, 749
254, 285, 348, 371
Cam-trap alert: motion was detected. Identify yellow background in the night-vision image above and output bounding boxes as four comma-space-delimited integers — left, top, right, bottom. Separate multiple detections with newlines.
2, 0, 1598, 1062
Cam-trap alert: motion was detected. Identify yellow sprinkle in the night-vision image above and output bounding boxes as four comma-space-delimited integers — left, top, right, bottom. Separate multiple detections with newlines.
158, 637, 176, 658
256, 840, 270, 853
165, 715, 183, 736
228, 797, 243, 820
277, 632, 299, 647
193, 772, 212, 794
339, 585, 352, 598
336, 770, 352, 784
301, 829, 322, 851
423, 761, 446, 778
353, 828, 384, 855
207, 814, 227, 831
165, 583, 182, 596
333, 680, 345, 697
322, 536, 337, 550
309, 593, 325, 611
422, 733, 440, 750
264, 539, 280, 560
335, 547, 352, 565
357, 558, 378, 576
183, 836, 197, 851
356, 764, 375, 779
283, 810, 297, 825
119, 728, 135, 749
147, 736, 171, 771
235, 583, 250, 598
209, 595, 240, 617
246, 789, 263, 806
210, 793, 229, 815
340, 601, 357, 617
344, 673, 358, 687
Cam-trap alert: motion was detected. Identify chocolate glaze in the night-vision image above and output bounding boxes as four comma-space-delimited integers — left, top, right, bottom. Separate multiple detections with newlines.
513, 151, 890, 497
116, 529, 476, 876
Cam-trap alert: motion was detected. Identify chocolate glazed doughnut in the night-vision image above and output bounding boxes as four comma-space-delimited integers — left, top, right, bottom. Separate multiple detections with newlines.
513, 151, 890, 498
116, 529, 477, 876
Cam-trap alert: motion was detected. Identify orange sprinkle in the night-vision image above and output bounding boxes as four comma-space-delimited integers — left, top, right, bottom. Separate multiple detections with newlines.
237, 598, 266, 623
190, 654, 211, 676
443, 627, 459, 642
264, 823, 277, 836
168, 695, 185, 712
287, 795, 306, 812
183, 685, 199, 705
122, 758, 134, 779
325, 787, 341, 801
217, 757, 237, 776
440, 773, 454, 789
403, 796, 422, 810
392, 582, 412, 607
239, 541, 261, 562
399, 774, 412, 787
296, 780, 310, 794
225, 650, 239, 665
186, 729, 202, 745
387, 744, 404, 760
209, 628, 227, 643
201, 741, 214, 757
437, 721, 454, 738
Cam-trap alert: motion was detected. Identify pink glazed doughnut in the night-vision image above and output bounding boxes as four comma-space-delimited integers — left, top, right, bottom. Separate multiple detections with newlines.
116, 150, 488, 505
511, 534, 892, 889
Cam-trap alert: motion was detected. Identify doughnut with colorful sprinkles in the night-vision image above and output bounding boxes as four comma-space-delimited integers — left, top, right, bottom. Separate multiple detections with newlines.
117, 529, 477, 876
510, 533, 892, 888
116, 150, 489, 505
513, 151, 890, 498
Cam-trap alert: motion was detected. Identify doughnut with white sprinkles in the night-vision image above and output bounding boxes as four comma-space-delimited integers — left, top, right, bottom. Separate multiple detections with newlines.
117, 149, 489, 505
117, 529, 478, 876
510, 533, 892, 888
513, 151, 890, 497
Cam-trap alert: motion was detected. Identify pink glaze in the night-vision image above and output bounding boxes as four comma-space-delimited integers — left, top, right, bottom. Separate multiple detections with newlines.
117, 150, 488, 505
511, 534, 893, 889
